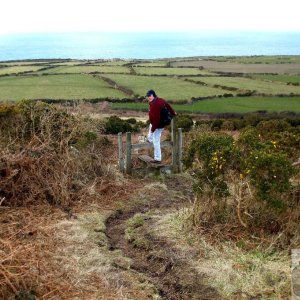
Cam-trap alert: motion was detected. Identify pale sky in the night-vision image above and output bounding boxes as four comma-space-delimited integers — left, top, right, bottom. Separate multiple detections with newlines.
1, 0, 300, 35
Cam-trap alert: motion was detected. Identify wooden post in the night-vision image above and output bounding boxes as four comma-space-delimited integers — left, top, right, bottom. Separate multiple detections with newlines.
118, 132, 124, 172
178, 128, 183, 173
171, 118, 179, 173
125, 132, 132, 174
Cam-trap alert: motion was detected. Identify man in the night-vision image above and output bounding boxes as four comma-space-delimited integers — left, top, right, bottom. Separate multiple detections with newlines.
146, 89, 176, 163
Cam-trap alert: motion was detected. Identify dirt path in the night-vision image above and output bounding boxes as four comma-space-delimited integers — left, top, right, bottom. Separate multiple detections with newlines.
105, 176, 222, 300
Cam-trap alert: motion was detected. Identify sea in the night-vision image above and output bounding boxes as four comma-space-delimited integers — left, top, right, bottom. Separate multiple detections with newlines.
0, 31, 300, 61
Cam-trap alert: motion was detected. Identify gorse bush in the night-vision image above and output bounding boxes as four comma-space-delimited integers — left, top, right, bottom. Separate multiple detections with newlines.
176, 114, 194, 132
245, 149, 295, 209
0, 101, 112, 207
184, 127, 299, 247
104, 115, 144, 134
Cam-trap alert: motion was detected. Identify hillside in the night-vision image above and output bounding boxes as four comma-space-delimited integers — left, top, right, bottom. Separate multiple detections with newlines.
1, 58, 299, 299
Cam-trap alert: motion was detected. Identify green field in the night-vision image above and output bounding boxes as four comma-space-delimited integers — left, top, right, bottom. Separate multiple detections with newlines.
43, 65, 131, 74
133, 67, 214, 76
0, 65, 45, 75
102, 74, 226, 100
0, 57, 300, 113
111, 96, 300, 113
0, 74, 126, 101
210, 55, 300, 64
250, 74, 300, 84
186, 76, 300, 94
134, 61, 168, 67
171, 60, 300, 74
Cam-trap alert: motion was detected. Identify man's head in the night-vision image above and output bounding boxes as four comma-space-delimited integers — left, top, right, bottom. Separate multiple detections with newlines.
145, 89, 156, 103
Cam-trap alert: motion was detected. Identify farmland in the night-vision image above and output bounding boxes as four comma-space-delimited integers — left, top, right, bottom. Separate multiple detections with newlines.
0, 56, 299, 113
186, 76, 300, 94
0, 74, 125, 100
111, 96, 300, 113
43, 65, 131, 74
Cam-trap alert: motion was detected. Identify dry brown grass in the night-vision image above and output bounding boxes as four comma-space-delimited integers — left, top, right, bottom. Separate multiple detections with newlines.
0, 101, 138, 298
0, 101, 115, 207
0, 175, 149, 299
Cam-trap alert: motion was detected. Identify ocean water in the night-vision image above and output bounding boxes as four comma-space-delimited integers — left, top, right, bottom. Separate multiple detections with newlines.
0, 31, 300, 61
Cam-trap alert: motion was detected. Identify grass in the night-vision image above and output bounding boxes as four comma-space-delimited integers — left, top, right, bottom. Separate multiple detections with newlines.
0, 65, 45, 75
0, 57, 300, 112
154, 210, 291, 299
111, 96, 300, 113
0, 74, 127, 101
186, 76, 300, 95
211, 55, 300, 64
94, 60, 129, 66
134, 61, 168, 67
250, 74, 300, 84
133, 67, 214, 76
43, 65, 131, 74
102, 74, 225, 100
171, 60, 300, 74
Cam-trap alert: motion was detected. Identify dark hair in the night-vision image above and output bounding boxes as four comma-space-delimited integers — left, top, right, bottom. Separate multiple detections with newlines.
146, 89, 156, 97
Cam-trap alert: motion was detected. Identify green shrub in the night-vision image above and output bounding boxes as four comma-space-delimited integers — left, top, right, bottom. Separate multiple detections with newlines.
184, 128, 298, 239
176, 114, 194, 132
256, 119, 292, 139
104, 115, 133, 134
246, 149, 295, 209
211, 119, 223, 131
126, 117, 137, 124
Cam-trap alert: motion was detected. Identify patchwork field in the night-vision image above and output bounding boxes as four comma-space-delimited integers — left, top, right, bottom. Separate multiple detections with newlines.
171, 60, 300, 74
0, 56, 299, 112
102, 74, 226, 100
0, 65, 45, 75
133, 66, 214, 76
111, 96, 300, 113
186, 76, 300, 94
250, 74, 300, 84
210, 55, 300, 64
43, 65, 131, 74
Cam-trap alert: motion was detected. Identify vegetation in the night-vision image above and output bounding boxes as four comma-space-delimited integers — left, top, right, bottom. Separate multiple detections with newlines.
1, 56, 300, 300
133, 66, 213, 76
184, 124, 299, 249
43, 65, 131, 74
250, 74, 300, 84
186, 76, 300, 94
1, 56, 300, 114
0, 100, 112, 207
111, 96, 300, 113
102, 74, 225, 100
104, 115, 145, 134
0, 74, 126, 100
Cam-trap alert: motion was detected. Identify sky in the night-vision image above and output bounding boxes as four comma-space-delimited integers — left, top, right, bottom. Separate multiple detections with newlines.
1, 0, 300, 35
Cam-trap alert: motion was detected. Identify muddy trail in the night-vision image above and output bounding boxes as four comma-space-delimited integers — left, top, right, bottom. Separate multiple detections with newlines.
106, 176, 222, 300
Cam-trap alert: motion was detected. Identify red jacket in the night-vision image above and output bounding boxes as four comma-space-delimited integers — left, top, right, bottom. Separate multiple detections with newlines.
149, 97, 176, 132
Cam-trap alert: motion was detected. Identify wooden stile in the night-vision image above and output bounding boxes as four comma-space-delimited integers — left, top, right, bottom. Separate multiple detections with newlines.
119, 119, 183, 175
